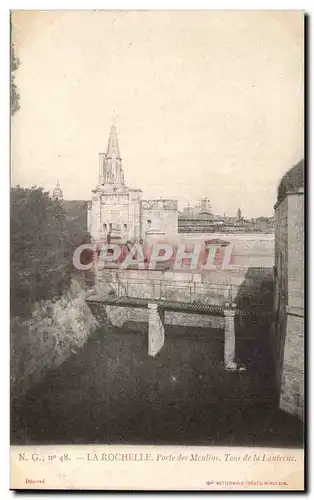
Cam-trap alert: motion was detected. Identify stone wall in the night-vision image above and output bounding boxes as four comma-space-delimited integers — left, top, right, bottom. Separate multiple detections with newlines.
273, 196, 289, 390
101, 193, 129, 238
279, 313, 304, 421
11, 280, 98, 399
141, 199, 178, 237
288, 191, 304, 310
165, 312, 223, 329
93, 304, 223, 330
279, 191, 304, 420
96, 267, 274, 308
89, 187, 142, 243
274, 190, 304, 421
90, 194, 101, 241
129, 189, 142, 241
141, 200, 177, 211
87, 201, 92, 234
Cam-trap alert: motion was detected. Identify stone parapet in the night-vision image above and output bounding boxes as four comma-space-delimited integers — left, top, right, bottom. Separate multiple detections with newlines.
141, 199, 178, 211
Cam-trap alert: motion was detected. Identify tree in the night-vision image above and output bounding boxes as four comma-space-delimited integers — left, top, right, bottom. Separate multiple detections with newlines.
11, 187, 94, 318
11, 42, 20, 116
10, 186, 72, 318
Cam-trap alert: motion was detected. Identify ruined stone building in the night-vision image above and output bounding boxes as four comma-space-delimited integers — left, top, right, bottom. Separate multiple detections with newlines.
87, 123, 178, 243
273, 158, 304, 421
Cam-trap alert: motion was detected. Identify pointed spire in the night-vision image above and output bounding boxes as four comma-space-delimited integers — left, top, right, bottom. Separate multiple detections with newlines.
100, 115, 125, 186
106, 112, 121, 159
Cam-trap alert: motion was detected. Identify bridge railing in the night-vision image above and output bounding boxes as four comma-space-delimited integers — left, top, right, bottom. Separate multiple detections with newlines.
93, 274, 273, 314
115, 279, 237, 307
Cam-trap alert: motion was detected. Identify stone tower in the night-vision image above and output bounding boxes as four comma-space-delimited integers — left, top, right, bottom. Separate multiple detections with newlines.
52, 180, 63, 201
88, 120, 142, 243
98, 123, 125, 188
87, 118, 178, 244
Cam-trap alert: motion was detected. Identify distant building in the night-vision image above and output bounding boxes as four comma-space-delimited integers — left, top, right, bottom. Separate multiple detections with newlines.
198, 197, 212, 214
178, 211, 274, 234
87, 122, 178, 243
52, 180, 63, 201
182, 198, 212, 216
183, 204, 193, 215
273, 159, 304, 421
179, 201, 274, 233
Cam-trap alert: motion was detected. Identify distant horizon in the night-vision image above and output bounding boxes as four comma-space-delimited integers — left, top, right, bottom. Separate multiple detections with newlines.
10, 175, 291, 218
11, 11, 304, 218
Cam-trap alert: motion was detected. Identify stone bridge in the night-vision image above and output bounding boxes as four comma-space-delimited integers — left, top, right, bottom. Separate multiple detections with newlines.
86, 273, 272, 372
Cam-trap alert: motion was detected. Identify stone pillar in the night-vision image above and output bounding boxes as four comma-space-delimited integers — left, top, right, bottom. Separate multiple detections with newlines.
148, 303, 165, 357
224, 304, 237, 371
93, 247, 100, 294
152, 281, 161, 300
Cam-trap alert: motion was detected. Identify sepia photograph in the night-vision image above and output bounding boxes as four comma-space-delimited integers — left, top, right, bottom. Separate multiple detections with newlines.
10, 9, 304, 490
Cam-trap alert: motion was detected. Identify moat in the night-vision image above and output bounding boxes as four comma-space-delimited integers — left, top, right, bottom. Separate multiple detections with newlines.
11, 322, 302, 447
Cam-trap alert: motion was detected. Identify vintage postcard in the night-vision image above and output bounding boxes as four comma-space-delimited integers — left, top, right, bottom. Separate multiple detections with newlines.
10, 10, 304, 491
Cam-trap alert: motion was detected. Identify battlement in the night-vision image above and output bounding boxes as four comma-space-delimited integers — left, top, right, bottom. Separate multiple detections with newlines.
141, 199, 178, 211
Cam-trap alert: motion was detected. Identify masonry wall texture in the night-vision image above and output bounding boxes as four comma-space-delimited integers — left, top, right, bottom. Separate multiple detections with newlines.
288, 192, 304, 310
141, 199, 178, 237
11, 280, 98, 399
96, 267, 274, 310
279, 190, 304, 421
273, 196, 288, 390
90, 303, 224, 330
273, 159, 304, 421
100, 192, 130, 239
280, 314, 304, 421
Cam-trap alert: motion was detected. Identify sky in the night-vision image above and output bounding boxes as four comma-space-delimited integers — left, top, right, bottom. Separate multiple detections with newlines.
11, 10, 304, 217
